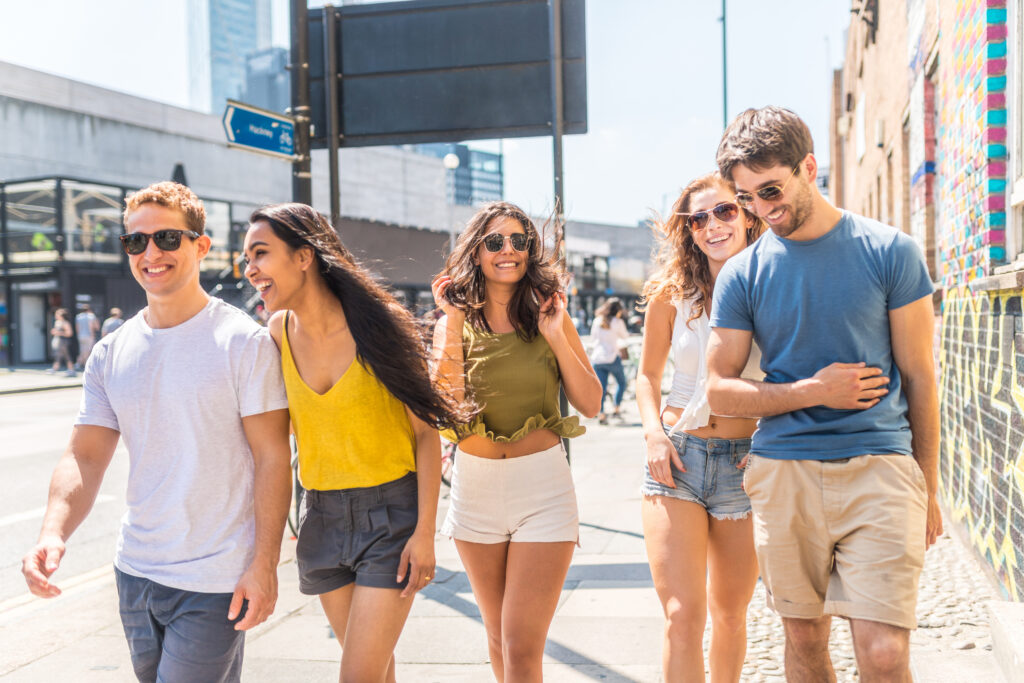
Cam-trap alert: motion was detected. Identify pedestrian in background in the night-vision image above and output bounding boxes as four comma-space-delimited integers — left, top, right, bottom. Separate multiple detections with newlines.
243, 203, 469, 683
74, 303, 100, 368
101, 307, 124, 337
48, 308, 75, 376
589, 297, 629, 424
22, 182, 292, 683
431, 201, 601, 682
708, 106, 941, 680
636, 172, 765, 681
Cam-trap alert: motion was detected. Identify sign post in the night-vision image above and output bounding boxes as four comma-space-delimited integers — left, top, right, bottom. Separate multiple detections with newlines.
221, 100, 297, 160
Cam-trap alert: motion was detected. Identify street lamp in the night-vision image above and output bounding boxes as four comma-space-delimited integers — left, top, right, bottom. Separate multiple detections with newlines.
443, 152, 461, 251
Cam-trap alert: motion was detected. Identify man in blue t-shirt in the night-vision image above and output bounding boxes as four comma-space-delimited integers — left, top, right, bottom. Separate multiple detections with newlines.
706, 106, 941, 681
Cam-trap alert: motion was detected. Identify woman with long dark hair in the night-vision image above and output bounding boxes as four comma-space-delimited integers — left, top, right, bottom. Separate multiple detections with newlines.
589, 297, 630, 424
431, 201, 602, 682
636, 172, 765, 681
243, 203, 471, 683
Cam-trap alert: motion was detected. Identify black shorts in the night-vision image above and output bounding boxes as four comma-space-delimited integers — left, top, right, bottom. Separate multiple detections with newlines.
296, 471, 419, 594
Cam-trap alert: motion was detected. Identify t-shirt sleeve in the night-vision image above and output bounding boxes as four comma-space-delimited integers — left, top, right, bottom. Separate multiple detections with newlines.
75, 342, 119, 431
885, 233, 935, 310
236, 328, 289, 418
709, 260, 754, 331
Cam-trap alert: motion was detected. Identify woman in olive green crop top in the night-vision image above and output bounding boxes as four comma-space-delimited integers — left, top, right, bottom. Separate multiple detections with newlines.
244, 204, 472, 683
431, 201, 602, 682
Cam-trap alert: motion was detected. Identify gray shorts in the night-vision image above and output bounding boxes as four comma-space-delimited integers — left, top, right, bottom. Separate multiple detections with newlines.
296, 471, 418, 594
115, 567, 245, 683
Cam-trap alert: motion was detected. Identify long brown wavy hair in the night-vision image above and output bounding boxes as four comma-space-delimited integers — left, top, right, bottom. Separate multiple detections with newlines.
640, 172, 765, 325
250, 203, 476, 430
440, 201, 565, 342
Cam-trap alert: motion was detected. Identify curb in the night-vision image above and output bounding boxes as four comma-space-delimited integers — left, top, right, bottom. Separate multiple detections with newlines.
0, 383, 83, 396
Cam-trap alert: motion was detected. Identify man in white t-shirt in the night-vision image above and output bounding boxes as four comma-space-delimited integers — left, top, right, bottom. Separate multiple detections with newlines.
22, 182, 291, 683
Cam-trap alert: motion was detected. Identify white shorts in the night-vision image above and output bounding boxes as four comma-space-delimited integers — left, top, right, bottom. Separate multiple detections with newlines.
441, 443, 579, 544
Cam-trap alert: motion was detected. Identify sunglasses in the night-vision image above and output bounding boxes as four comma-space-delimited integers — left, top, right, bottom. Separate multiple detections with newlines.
734, 165, 801, 209
482, 232, 530, 253
119, 229, 201, 255
680, 202, 741, 232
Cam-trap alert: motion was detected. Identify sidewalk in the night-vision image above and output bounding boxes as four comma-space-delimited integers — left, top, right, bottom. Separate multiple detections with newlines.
0, 405, 1006, 682
0, 366, 83, 395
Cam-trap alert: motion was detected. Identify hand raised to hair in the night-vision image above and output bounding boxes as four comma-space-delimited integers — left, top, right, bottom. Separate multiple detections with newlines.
536, 290, 567, 343
431, 274, 464, 323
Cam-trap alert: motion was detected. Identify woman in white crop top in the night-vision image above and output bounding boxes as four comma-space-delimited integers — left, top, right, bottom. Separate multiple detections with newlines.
635, 172, 766, 682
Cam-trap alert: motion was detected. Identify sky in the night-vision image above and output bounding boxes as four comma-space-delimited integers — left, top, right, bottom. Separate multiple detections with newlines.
0, 0, 850, 226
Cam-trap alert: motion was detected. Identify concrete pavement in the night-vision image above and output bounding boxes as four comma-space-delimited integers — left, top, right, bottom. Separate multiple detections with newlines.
0, 366, 83, 395
0, 396, 1010, 681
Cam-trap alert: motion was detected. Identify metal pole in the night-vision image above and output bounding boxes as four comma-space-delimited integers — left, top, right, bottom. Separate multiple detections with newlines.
549, 0, 570, 460
721, 0, 727, 130
323, 5, 341, 228
549, 0, 565, 251
290, 0, 312, 206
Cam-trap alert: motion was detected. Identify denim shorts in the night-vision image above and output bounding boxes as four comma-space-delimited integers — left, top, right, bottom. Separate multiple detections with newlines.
641, 429, 752, 520
296, 471, 418, 594
115, 567, 245, 683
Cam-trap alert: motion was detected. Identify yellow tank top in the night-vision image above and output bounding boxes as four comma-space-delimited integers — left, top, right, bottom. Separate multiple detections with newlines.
281, 314, 416, 490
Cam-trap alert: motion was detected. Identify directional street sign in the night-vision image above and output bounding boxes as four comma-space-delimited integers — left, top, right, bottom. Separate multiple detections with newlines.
222, 100, 296, 160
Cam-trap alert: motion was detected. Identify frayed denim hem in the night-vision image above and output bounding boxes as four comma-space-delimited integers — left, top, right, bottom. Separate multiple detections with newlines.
709, 509, 751, 521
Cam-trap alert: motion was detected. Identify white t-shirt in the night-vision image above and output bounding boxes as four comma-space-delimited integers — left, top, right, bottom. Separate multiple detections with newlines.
589, 317, 629, 365
666, 298, 763, 435
76, 298, 288, 593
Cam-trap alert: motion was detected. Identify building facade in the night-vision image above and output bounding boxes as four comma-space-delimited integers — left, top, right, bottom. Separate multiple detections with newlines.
832, 0, 1024, 600
0, 61, 650, 368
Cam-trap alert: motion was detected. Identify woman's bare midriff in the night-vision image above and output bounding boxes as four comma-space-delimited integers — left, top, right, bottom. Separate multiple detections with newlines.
458, 428, 562, 459
660, 406, 757, 440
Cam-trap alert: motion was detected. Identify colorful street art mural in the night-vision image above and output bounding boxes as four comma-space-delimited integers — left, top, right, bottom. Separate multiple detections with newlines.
939, 286, 1024, 600
937, 0, 1008, 287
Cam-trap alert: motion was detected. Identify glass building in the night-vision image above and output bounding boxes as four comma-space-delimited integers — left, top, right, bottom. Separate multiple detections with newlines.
0, 177, 246, 366
188, 0, 270, 113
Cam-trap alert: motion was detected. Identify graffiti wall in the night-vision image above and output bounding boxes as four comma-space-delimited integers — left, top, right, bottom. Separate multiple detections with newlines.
940, 285, 1024, 600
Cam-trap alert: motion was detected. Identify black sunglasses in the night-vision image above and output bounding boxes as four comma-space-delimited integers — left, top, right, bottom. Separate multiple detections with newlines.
482, 233, 530, 253
119, 229, 200, 256
680, 202, 740, 232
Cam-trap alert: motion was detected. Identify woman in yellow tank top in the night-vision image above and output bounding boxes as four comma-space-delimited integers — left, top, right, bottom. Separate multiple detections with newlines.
431, 201, 602, 682
243, 204, 472, 683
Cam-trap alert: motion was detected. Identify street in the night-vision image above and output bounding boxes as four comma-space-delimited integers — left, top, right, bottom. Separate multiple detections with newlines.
0, 388, 129, 605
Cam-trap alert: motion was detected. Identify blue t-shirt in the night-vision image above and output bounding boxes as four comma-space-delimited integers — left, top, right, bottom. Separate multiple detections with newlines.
710, 211, 934, 460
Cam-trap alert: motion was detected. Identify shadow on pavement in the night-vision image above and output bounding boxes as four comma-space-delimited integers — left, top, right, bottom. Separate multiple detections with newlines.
421, 564, 647, 683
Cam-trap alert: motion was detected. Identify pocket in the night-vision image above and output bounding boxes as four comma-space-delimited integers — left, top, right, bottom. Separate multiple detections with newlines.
742, 453, 758, 492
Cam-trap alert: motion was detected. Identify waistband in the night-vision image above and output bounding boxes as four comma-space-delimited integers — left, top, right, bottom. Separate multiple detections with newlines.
664, 429, 751, 454
304, 471, 416, 505
455, 442, 566, 467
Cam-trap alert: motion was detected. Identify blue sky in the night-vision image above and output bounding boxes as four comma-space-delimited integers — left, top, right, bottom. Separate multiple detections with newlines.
0, 0, 850, 226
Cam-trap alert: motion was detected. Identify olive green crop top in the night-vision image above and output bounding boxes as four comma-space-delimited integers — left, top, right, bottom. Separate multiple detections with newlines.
440, 321, 585, 443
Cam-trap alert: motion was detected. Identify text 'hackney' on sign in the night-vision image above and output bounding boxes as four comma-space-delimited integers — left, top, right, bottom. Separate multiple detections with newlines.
222, 100, 297, 160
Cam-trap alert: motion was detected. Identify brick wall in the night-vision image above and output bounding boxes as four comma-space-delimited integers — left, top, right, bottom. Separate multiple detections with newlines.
937, 0, 1008, 286
939, 285, 1024, 599
936, 0, 1022, 600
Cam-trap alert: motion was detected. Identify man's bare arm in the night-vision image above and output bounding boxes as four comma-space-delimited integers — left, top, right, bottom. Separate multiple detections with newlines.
889, 295, 943, 547
22, 424, 120, 597
705, 327, 891, 417
230, 408, 291, 630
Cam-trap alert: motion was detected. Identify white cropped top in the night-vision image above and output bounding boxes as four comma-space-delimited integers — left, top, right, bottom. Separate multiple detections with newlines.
666, 298, 764, 435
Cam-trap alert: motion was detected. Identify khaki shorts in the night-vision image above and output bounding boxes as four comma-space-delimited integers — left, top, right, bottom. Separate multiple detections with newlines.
743, 453, 927, 630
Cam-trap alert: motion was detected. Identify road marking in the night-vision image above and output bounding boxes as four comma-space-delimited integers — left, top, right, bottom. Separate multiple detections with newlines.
0, 494, 115, 528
